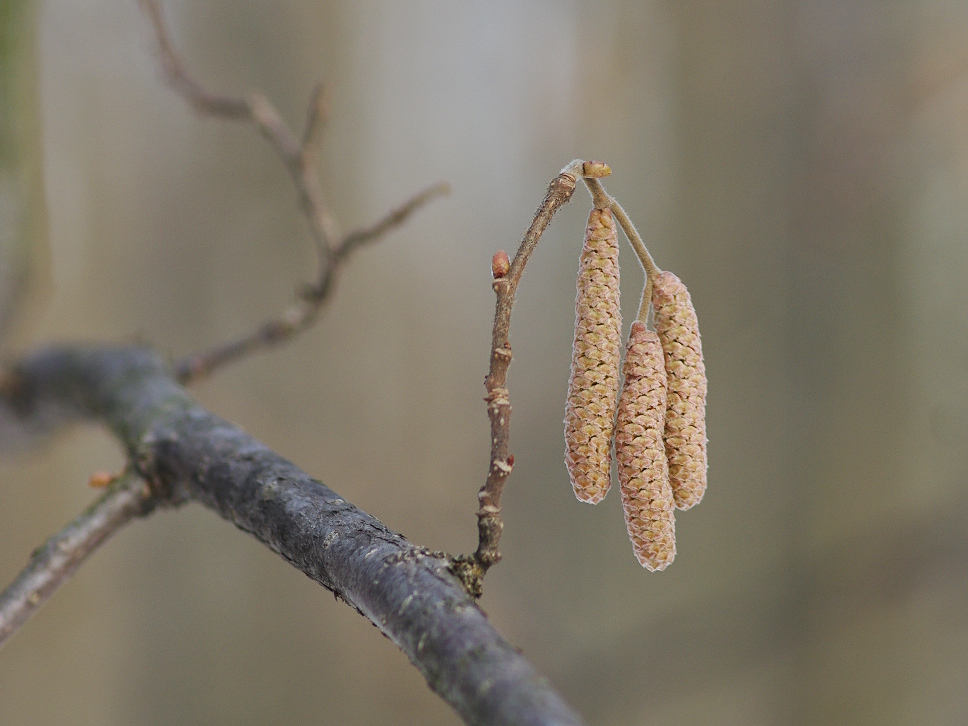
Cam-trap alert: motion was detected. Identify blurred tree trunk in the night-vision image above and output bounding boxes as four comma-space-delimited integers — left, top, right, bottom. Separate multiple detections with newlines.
0, 0, 47, 345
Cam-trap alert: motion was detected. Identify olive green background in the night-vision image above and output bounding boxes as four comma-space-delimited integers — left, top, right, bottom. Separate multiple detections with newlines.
2, 2, 968, 724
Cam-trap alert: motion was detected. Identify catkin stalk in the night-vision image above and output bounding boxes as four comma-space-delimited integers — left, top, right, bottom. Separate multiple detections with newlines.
564, 207, 621, 504
615, 322, 676, 570
652, 271, 707, 509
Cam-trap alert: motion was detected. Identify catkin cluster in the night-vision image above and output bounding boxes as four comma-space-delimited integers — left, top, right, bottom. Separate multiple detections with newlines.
564, 207, 621, 504
563, 182, 707, 570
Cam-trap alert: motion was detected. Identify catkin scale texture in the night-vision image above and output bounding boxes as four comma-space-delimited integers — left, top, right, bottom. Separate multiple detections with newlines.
564, 207, 621, 504
615, 322, 676, 570
652, 271, 707, 509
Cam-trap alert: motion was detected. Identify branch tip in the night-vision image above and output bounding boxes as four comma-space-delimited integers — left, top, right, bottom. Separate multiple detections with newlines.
300, 82, 329, 156
582, 160, 612, 178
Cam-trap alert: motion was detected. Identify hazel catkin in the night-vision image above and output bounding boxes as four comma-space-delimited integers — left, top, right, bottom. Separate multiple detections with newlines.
651, 271, 707, 509
564, 207, 621, 504
615, 321, 676, 570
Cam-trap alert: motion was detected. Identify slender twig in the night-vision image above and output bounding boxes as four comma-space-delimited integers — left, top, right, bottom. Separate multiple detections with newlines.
139, 0, 447, 384
336, 182, 451, 260
0, 471, 155, 649
173, 182, 449, 383
582, 177, 661, 323
299, 83, 328, 161
138, 0, 249, 119
450, 160, 606, 597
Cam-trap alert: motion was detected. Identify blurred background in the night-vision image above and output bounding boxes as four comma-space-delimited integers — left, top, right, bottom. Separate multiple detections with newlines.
2, 1, 968, 724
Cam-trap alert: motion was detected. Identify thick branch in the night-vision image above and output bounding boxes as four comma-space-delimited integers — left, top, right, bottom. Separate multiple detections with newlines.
0, 346, 585, 726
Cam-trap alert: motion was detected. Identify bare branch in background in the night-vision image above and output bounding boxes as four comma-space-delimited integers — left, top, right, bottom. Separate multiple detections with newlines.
299, 83, 328, 163
173, 181, 448, 384
138, 0, 448, 384
138, 0, 249, 119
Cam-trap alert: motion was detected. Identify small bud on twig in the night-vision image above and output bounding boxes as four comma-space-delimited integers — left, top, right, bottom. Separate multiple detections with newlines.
581, 160, 612, 179
88, 471, 116, 489
492, 250, 510, 279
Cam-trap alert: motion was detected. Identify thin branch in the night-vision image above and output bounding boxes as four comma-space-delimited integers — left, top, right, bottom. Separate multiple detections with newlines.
242, 91, 338, 259
0, 346, 586, 726
336, 181, 451, 259
582, 177, 661, 323
138, 0, 249, 118
174, 181, 450, 384
450, 161, 620, 594
299, 83, 328, 162
139, 0, 447, 384
0, 471, 155, 649
451, 161, 591, 596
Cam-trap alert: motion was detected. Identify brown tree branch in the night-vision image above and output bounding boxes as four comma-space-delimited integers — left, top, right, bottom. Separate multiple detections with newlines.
138, 0, 249, 119
336, 181, 451, 260
450, 161, 610, 596
299, 83, 328, 162
138, 0, 448, 384
0, 470, 155, 648
172, 181, 450, 384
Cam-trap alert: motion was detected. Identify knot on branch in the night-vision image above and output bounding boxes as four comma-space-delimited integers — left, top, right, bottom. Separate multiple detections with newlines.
448, 554, 488, 599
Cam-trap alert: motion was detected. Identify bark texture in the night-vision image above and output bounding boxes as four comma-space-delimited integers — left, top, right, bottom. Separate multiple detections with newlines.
1, 345, 585, 726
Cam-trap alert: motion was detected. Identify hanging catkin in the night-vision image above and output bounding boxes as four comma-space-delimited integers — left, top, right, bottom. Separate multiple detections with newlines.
564, 207, 621, 504
615, 321, 676, 570
652, 271, 707, 509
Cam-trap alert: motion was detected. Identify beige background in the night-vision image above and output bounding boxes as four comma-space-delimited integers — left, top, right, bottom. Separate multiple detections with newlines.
3, 1, 968, 724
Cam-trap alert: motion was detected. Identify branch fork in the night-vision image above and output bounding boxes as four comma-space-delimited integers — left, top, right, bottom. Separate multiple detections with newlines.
451, 160, 611, 596
138, 0, 448, 383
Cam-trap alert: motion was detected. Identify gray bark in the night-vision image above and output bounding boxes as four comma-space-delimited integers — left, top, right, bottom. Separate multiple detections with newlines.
2, 345, 585, 726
